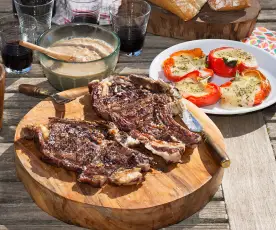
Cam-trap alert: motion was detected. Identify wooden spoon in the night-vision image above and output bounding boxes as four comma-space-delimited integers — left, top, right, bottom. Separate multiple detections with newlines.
19, 40, 76, 62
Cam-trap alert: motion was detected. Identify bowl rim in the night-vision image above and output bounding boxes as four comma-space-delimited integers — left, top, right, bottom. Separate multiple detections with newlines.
37, 23, 121, 64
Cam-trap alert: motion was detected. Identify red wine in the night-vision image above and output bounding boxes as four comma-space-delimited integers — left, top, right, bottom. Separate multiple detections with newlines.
117, 26, 145, 53
72, 14, 98, 24
1, 41, 33, 71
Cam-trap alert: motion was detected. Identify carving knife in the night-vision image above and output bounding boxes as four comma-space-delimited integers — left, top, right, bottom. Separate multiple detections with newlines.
173, 99, 231, 168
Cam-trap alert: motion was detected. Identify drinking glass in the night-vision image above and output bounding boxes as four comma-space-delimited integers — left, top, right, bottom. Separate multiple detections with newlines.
0, 64, 5, 130
0, 14, 37, 74
110, 0, 151, 56
14, 0, 54, 36
66, 0, 101, 24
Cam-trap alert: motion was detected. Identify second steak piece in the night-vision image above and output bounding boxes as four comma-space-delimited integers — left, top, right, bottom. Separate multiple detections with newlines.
23, 117, 152, 187
89, 75, 201, 163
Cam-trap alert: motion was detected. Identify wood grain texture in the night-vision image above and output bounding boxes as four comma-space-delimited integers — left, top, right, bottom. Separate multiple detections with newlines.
14, 87, 225, 230
4, 63, 151, 79
0, 126, 16, 143
0, 180, 222, 204
0, 224, 230, 230
4, 93, 41, 109
147, 0, 260, 40
0, 3, 12, 13
212, 113, 276, 230
258, 10, 276, 21
0, 225, 83, 230
260, 0, 276, 9
0, 201, 228, 225
0, 0, 275, 228
256, 22, 276, 31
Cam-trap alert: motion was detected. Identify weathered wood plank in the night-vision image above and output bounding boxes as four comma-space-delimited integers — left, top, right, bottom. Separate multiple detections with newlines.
270, 139, 276, 159
6, 64, 44, 78
0, 126, 16, 143
0, 182, 223, 204
115, 63, 150, 75
0, 201, 228, 225
258, 10, 276, 22
0, 182, 33, 203
211, 113, 276, 230
5, 78, 55, 93
0, 223, 230, 230
2, 109, 29, 126
166, 224, 230, 230
0, 143, 14, 161
263, 104, 276, 122
0, 144, 17, 182
256, 22, 276, 31
265, 122, 276, 138
4, 93, 41, 109
0, 161, 17, 182
260, 0, 276, 9
0, 225, 83, 230
0, 2, 12, 13
144, 35, 183, 49
119, 48, 164, 63
5, 63, 150, 79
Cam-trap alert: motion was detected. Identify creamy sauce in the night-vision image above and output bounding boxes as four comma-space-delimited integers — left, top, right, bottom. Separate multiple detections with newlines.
221, 74, 261, 109
175, 77, 209, 97
49, 37, 114, 62
214, 48, 257, 67
41, 37, 114, 78
170, 55, 206, 76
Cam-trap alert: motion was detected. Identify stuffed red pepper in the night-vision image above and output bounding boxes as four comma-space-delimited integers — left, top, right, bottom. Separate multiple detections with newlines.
208, 47, 258, 77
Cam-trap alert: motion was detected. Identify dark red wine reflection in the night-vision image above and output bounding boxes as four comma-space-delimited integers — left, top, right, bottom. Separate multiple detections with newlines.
117, 26, 145, 53
72, 14, 98, 24
1, 41, 33, 71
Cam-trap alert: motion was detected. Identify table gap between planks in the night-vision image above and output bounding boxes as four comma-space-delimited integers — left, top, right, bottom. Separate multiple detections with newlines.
1, 0, 276, 229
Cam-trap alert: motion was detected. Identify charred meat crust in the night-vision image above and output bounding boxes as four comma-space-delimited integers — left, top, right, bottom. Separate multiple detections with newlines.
89, 75, 201, 163
25, 117, 152, 187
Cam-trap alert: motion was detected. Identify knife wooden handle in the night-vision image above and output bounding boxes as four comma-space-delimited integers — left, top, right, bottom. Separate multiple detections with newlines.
203, 131, 231, 168
18, 84, 50, 97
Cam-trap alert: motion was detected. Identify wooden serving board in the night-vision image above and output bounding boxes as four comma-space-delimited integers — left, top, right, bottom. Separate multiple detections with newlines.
147, 0, 261, 40
14, 87, 225, 230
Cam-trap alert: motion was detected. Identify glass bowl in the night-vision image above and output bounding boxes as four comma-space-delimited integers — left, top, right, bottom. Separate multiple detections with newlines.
37, 23, 120, 91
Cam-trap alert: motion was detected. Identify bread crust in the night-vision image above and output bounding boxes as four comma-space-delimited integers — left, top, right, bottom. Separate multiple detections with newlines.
148, 0, 207, 21
208, 0, 251, 11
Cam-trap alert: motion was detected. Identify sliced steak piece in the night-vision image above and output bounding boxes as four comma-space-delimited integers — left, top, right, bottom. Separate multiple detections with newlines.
79, 140, 150, 187
23, 117, 152, 187
89, 75, 201, 163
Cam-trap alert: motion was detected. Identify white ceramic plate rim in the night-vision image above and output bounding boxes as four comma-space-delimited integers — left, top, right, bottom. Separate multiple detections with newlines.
149, 39, 276, 115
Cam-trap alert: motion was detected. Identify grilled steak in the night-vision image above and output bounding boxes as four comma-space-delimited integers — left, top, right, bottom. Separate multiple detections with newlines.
89, 75, 201, 163
23, 117, 152, 187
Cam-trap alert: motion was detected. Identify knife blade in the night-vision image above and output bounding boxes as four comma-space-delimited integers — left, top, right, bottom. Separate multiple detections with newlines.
173, 99, 231, 168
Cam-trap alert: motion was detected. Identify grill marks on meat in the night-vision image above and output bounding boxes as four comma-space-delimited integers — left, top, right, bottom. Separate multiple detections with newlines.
24, 117, 152, 187
89, 75, 201, 163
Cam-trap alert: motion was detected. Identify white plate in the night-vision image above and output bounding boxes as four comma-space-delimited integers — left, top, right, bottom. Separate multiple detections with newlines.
149, 39, 276, 115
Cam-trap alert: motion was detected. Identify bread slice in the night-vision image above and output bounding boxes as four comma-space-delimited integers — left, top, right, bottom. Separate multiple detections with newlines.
208, 0, 251, 11
148, 0, 208, 21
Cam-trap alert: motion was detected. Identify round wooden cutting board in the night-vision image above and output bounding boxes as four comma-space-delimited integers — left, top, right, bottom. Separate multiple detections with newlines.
14, 87, 225, 230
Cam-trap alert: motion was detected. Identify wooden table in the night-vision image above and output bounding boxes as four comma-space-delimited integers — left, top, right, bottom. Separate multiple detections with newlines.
1, 0, 276, 229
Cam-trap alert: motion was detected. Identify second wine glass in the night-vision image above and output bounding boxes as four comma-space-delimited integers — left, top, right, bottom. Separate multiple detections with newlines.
66, 0, 101, 24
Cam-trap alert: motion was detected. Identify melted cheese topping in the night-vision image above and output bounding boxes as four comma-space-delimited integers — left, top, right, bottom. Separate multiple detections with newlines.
175, 78, 209, 97
221, 74, 261, 109
170, 55, 206, 76
214, 48, 257, 67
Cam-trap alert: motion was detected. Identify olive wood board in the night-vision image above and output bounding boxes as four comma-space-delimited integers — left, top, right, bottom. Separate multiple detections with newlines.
147, 0, 261, 40
14, 86, 225, 230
